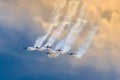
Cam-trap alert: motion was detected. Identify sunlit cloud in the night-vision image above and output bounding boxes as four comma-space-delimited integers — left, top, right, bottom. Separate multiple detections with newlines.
0, 0, 120, 79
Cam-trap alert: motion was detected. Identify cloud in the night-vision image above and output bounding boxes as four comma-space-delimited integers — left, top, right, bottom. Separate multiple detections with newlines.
0, 0, 120, 79
68, 0, 120, 75
0, 53, 119, 80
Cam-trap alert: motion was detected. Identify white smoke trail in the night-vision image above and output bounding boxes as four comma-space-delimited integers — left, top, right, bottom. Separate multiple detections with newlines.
54, 39, 65, 50
34, 36, 44, 48
44, 21, 69, 47
74, 26, 98, 58
44, 0, 80, 47
61, 19, 87, 54
34, 0, 67, 48
60, 3, 87, 54
51, 0, 67, 24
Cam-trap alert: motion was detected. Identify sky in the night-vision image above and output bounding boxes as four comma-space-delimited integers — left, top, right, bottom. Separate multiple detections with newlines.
0, 0, 120, 80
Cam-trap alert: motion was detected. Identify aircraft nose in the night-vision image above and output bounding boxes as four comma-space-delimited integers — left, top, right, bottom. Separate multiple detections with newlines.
46, 52, 50, 54
36, 47, 38, 48
23, 47, 27, 49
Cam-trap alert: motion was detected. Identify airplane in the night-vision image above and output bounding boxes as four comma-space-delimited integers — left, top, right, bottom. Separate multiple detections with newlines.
69, 52, 75, 55
68, 52, 84, 58
57, 49, 63, 52
44, 46, 62, 58
23, 46, 46, 51
23, 47, 37, 51
37, 47, 46, 51
46, 46, 63, 53
69, 52, 78, 57
46, 46, 52, 49
45, 45, 63, 51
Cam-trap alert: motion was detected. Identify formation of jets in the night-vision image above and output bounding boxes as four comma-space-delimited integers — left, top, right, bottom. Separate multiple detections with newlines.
23, 1, 98, 58
24, 46, 75, 58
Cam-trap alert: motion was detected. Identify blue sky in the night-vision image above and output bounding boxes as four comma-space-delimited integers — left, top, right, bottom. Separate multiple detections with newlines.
0, 0, 120, 80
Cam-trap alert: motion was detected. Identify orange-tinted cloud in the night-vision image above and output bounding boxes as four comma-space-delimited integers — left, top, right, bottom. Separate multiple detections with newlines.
0, 0, 120, 74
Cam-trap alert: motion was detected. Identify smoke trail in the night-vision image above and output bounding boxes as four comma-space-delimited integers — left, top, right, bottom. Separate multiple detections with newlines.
54, 38, 65, 50
34, 36, 44, 48
34, 0, 67, 48
44, 21, 69, 47
44, 0, 80, 47
51, 0, 67, 24
61, 19, 87, 54
60, 3, 87, 54
74, 26, 98, 58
